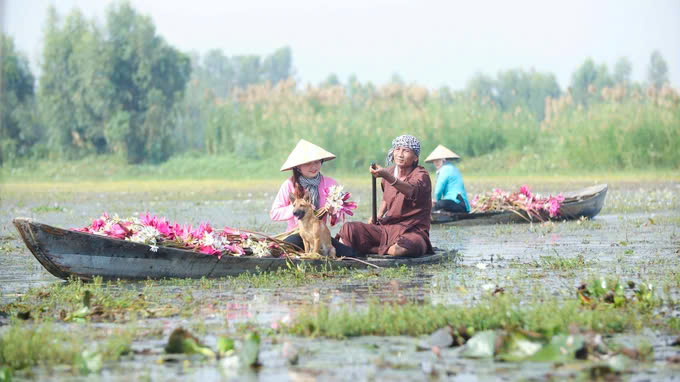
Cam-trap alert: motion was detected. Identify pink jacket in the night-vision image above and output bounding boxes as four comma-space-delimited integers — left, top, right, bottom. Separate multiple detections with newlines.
270, 175, 338, 231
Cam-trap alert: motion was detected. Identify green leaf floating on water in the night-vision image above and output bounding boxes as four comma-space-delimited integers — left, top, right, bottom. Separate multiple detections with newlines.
461, 330, 496, 358
497, 332, 544, 361
0, 366, 12, 382
606, 354, 631, 372
76, 350, 102, 374
165, 328, 215, 358
239, 331, 261, 368
586, 354, 632, 377
528, 334, 585, 362
65, 306, 90, 323
217, 337, 235, 357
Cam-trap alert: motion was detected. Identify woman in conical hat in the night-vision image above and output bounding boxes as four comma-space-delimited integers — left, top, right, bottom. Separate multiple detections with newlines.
338, 134, 433, 258
424, 144, 469, 214
270, 139, 356, 256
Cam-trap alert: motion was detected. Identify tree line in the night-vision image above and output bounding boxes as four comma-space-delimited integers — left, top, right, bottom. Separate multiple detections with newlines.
0, 2, 674, 167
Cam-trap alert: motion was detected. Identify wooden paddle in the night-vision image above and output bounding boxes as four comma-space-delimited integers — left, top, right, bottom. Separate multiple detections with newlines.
371, 162, 377, 223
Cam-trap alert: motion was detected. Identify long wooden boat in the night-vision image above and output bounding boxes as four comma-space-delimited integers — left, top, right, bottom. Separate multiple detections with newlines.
12, 218, 451, 281
431, 184, 608, 226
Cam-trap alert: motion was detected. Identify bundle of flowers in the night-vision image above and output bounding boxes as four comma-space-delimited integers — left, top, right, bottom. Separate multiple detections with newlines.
74, 212, 299, 259
470, 185, 565, 222
316, 185, 358, 226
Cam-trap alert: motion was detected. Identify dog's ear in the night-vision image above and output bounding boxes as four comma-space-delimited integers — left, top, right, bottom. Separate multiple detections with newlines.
289, 193, 296, 204
303, 192, 312, 203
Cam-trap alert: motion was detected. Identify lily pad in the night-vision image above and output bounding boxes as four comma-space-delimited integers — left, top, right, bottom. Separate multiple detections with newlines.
76, 350, 102, 374
428, 327, 454, 348
217, 337, 235, 357
528, 334, 585, 363
587, 354, 631, 378
0, 366, 12, 382
607, 354, 632, 372
65, 306, 90, 323
239, 331, 261, 368
461, 330, 496, 358
497, 332, 544, 361
282, 341, 299, 365
417, 327, 454, 350
165, 328, 215, 358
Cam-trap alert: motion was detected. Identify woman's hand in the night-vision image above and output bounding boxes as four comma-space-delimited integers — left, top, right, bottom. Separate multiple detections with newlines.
369, 164, 390, 179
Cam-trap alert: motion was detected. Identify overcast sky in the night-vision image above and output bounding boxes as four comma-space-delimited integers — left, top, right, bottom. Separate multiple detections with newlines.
3, 0, 679, 90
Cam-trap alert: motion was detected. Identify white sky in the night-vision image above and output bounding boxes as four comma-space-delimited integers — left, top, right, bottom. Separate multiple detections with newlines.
3, 0, 680, 90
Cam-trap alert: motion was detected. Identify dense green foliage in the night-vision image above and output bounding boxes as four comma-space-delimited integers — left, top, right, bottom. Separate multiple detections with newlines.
548, 97, 680, 169
188, 81, 679, 172
37, 4, 191, 163
467, 68, 561, 120
0, 36, 40, 165
648, 50, 670, 89
1, 1, 678, 173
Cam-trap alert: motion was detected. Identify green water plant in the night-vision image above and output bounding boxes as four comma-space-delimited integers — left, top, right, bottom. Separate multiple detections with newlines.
285, 292, 656, 339
165, 327, 215, 358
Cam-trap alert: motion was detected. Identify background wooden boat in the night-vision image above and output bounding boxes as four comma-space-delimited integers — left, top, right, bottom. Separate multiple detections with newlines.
12, 218, 451, 281
431, 184, 608, 226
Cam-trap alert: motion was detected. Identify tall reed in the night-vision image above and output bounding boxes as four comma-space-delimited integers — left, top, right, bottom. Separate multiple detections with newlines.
200, 80, 679, 172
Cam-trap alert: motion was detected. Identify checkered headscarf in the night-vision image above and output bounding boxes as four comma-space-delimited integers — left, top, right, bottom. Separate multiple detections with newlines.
386, 134, 421, 166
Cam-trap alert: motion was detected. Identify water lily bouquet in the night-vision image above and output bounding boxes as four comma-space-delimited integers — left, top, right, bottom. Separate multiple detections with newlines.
470, 185, 565, 222
74, 212, 297, 259
317, 185, 358, 226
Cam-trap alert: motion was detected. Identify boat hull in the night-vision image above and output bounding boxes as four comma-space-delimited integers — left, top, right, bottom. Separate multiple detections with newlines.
431, 184, 608, 226
13, 218, 451, 281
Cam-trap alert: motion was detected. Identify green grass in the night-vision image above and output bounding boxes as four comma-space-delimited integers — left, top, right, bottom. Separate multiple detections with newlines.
0, 323, 84, 371
285, 290, 666, 339
533, 253, 594, 271
2, 151, 679, 184
0, 265, 440, 323
1, 277, 180, 323
0, 322, 134, 373
1, 159, 677, 196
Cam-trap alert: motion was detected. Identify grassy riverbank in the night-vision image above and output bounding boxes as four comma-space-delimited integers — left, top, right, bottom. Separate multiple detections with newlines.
1, 153, 677, 191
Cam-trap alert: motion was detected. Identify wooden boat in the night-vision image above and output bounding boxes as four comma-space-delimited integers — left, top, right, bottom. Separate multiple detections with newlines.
431, 184, 608, 226
12, 218, 452, 281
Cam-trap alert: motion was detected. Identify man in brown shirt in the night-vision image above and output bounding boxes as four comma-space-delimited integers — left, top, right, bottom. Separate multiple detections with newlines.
338, 135, 433, 257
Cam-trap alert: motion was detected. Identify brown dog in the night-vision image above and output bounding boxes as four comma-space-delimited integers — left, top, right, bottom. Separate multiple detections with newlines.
290, 193, 336, 258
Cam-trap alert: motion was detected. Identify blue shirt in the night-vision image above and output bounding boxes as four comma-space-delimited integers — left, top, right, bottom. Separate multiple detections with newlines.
434, 163, 470, 211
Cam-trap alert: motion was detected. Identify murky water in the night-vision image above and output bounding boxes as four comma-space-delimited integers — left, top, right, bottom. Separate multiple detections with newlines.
1, 180, 679, 380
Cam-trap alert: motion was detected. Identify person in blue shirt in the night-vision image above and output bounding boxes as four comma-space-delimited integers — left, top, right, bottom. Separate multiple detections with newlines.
424, 144, 470, 213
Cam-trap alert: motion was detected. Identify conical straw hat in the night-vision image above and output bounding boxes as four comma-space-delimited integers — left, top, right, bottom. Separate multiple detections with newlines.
424, 144, 460, 162
280, 139, 336, 171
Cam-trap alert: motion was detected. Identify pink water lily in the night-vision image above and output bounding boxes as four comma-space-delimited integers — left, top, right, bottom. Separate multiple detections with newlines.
199, 245, 221, 256
226, 244, 246, 256
91, 218, 106, 231
223, 227, 241, 235
520, 185, 531, 197
73, 212, 292, 258
194, 222, 213, 237
470, 186, 564, 221
105, 223, 129, 239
